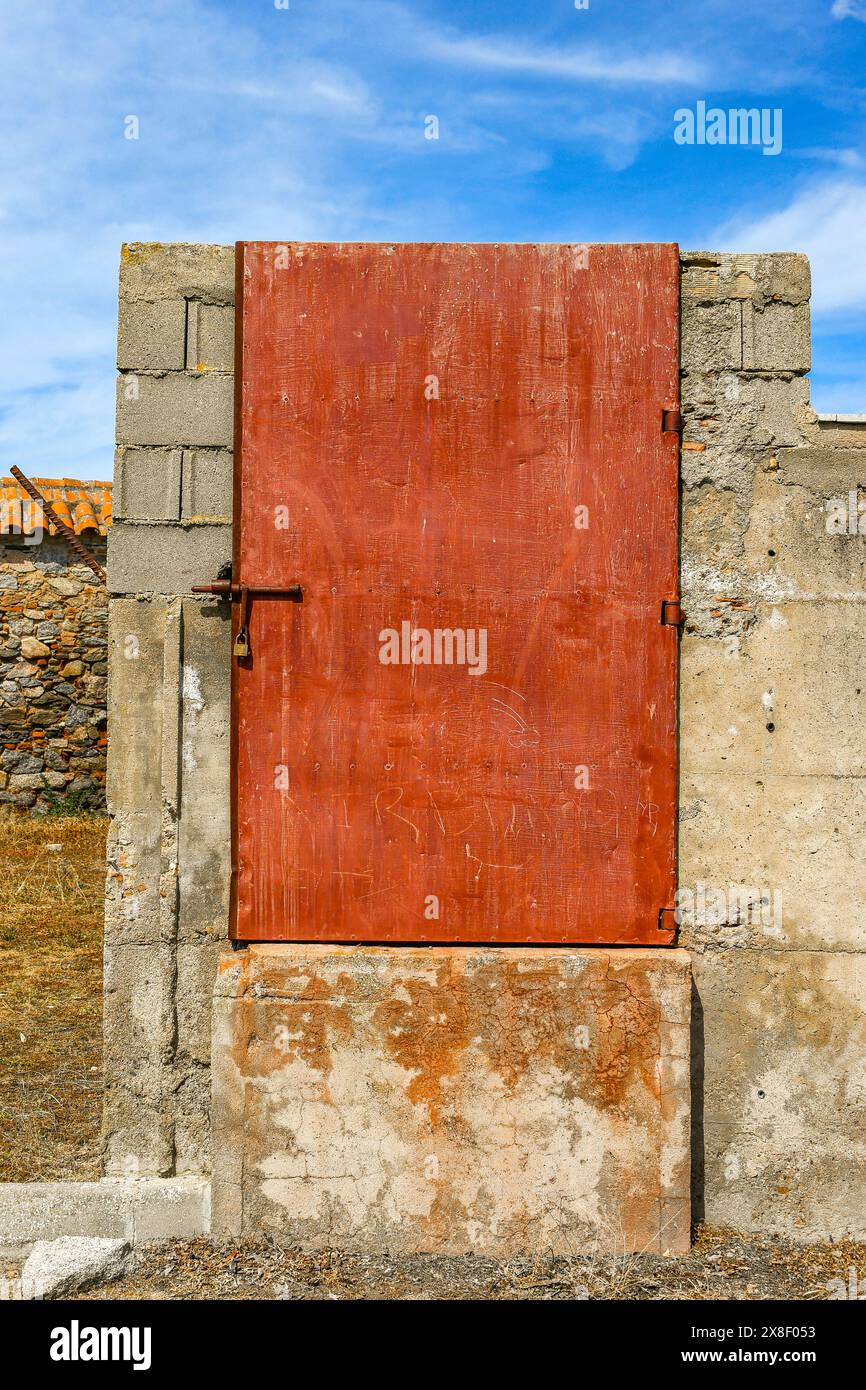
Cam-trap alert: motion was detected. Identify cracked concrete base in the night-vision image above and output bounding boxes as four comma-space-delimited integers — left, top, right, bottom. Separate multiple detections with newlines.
212, 945, 692, 1255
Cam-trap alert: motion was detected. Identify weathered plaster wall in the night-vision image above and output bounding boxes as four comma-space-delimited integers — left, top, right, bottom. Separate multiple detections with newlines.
106, 242, 866, 1243
0, 544, 108, 813
212, 944, 692, 1255
679, 251, 866, 1239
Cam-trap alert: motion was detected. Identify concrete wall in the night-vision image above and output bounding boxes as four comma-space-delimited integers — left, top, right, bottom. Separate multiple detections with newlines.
104, 244, 234, 1177
679, 252, 866, 1238
105, 242, 866, 1241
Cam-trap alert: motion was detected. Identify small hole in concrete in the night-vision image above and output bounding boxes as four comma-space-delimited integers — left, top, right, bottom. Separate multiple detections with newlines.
768, 549, 776, 557
766, 722, 775, 732
758, 1090, 765, 1098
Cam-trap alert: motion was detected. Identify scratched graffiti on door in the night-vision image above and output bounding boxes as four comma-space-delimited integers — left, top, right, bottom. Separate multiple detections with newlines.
229, 241, 681, 944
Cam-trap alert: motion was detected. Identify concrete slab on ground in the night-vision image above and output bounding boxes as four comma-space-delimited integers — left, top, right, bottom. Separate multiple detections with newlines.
0, 1177, 210, 1257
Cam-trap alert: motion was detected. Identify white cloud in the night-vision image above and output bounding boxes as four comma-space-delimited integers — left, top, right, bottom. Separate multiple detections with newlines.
798, 146, 864, 169
716, 180, 866, 314
424, 34, 705, 86
831, 1, 866, 20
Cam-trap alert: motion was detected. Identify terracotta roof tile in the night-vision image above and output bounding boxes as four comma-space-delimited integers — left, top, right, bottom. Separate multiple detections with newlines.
0, 478, 112, 537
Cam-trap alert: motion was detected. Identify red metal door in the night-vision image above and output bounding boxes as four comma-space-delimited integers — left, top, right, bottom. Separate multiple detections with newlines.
231, 242, 680, 944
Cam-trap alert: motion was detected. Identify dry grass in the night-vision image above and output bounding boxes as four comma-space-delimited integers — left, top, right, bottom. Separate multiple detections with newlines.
80, 1225, 866, 1301
0, 813, 107, 1181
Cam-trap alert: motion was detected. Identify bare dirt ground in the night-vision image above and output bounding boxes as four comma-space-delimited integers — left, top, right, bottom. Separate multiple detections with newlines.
76, 1226, 866, 1301
0, 813, 106, 1181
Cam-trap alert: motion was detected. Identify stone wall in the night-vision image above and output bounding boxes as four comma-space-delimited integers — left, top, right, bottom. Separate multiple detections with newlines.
105, 242, 866, 1243
0, 540, 108, 813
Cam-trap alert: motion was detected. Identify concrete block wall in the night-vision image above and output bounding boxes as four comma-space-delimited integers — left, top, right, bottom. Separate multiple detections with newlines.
104, 244, 234, 1176
105, 242, 866, 1242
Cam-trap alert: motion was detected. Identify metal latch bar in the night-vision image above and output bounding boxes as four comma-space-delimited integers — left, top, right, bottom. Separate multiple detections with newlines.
192, 580, 303, 601
192, 579, 303, 661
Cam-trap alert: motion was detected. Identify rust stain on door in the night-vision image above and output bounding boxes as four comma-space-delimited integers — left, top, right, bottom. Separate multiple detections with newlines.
232, 242, 680, 944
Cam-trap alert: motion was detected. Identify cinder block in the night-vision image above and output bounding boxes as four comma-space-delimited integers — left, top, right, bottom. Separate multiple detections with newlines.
681, 603, 866, 780
107, 521, 232, 596
105, 598, 168, 946
120, 242, 234, 305
680, 253, 724, 301
681, 300, 742, 371
186, 302, 234, 372
680, 771, 866, 954
743, 460, 866, 599
212, 944, 692, 1255
117, 299, 186, 371
749, 252, 811, 306
103, 943, 174, 1079
742, 301, 810, 372
681, 252, 810, 308
171, 1069, 215, 1177
116, 372, 233, 448
131, 1178, 211, 1243
115, 447, 182, 522
815, 419, 866, 449
181, 449, 233, 521
782, 444, 866, 480
681, 481, 751, 582
0, 1184, 130, 1251
177, 945, 224, 1066
177, 598, 231, 945
681, 371, 812, 463
102, 940, 177, 1177
115, 446, 233, 522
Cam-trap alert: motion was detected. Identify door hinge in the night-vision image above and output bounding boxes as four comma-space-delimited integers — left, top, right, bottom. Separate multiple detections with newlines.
658, 906, 679, 936
660, 599, 685, 627
662, 408, 683, 435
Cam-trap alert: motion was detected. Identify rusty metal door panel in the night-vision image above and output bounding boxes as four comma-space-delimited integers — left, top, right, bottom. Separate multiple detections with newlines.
232, 242, 680, 944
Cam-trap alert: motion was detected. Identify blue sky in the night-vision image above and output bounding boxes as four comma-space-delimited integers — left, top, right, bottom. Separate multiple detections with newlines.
1, 0, 865, 479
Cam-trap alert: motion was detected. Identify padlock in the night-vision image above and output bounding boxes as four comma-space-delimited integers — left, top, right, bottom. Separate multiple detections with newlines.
233, 584, 252, 659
